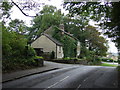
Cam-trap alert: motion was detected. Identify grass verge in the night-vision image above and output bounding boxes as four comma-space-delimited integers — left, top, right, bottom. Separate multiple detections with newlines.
100, 63, 118, 67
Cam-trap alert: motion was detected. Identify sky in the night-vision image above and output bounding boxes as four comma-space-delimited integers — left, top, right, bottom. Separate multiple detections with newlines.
10, 0, 118, 54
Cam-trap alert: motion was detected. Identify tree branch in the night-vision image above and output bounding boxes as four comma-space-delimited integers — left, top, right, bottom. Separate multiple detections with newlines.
11, 0, 36, 17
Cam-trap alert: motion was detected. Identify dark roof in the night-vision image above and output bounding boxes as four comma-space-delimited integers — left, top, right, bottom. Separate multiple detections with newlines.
42, 33, 63, 46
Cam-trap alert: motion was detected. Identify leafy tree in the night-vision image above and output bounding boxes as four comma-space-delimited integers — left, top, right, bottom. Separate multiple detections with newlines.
63, 15, 108, 58
85, 26, 108, 56
1, 1, 13, 23
2, 23, 27, 59
64, 1, 120, 61
8, 19, 27, 34
28, 5, 63, 42
1, 1, 38, 72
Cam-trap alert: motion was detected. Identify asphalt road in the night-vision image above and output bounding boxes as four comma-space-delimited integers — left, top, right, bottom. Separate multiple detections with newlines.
3, 65, 118, 89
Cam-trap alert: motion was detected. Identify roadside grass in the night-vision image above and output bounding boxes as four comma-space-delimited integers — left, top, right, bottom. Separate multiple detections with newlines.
100, 63, 118, 67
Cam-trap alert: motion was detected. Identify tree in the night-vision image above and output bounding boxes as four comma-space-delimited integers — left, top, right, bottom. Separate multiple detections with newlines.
63, 15, 108, 58
8, 19, 27, 34
64, 1, 120, 61
1, 1, 13, 23
10, 0, 42, 17
28, 5, 63, 42
2, 23, 27, 59
85, 26, 108, 56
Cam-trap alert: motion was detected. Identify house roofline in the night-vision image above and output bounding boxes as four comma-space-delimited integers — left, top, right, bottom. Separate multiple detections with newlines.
54, 26, 79, 41
41, 33, 63, 46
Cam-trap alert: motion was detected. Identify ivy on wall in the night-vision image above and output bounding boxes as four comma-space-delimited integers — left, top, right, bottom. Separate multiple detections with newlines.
52, 27, 77, 58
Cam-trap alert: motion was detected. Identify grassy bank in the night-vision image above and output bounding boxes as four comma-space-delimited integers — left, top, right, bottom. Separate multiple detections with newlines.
100, 63, 118, 67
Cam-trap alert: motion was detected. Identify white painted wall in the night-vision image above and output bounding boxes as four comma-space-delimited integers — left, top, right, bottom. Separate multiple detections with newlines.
31, 35, 64, 59
57, 46, 64, 59
76, 41, 81, 57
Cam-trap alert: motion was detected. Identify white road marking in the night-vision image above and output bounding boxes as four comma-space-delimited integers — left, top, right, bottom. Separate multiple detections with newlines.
60, 76, 69, 81
83, 77, 88, 82
76, 84, 81, 89
47, 82, 59, 88
45, 76, 70, 90
76, 77, 89, 89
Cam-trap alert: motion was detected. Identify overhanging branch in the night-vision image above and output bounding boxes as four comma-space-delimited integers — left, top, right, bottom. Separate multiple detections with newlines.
11, 0, 36, 17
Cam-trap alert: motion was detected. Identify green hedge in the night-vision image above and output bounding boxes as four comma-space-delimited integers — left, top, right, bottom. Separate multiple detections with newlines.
101, 58, 114, 62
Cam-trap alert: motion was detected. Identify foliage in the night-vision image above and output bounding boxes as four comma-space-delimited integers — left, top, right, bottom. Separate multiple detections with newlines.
63, 57, 71, 60
1, 1, 13, 21
28, 5, 63, 42
85, 26, 108, 56
62, 14, 108, 60
2, 22, 37, 72
2, 24, 26, 58
2, 57, 36, 72
50, 51, 55, 59
101, 58, 114, 62
25, 45, 36, 58
8, 19, 27, 34
64, 1, 120, 63
52, 27, 77, 58
34, 56, 43, 59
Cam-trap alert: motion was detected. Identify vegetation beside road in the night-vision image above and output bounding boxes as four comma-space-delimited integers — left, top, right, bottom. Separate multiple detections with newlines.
100, 63, 118, 67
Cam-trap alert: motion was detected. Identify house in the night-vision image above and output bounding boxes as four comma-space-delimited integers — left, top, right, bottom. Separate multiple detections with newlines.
31, 24, 81, 59
106, 53, 118, 61
31, 33, 64, 59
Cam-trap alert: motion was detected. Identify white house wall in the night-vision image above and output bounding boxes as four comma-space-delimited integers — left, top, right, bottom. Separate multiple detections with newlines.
57, 46, 64, 59
31, 35, 56, 53
76, 41, 81, 57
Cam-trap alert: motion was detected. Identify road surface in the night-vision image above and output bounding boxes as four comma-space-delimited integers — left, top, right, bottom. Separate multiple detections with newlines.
3, 65, 118, 89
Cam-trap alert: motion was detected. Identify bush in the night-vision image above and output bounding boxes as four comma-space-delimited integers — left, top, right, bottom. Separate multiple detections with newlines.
2, 57, 37, 73
63, 57, 71, 60
34, 56, 43, 59
50, 51, 55, 59
101, 58, 114, 62
25, 45, 36, 58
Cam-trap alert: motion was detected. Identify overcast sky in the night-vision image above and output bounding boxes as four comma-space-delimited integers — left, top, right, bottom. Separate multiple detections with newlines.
10, 0, 118, 53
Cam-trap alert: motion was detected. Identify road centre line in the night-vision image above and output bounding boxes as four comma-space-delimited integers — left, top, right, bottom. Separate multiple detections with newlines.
60, 76, 69, 81
76, 84, 81, 90
45, 76, 70, 89
76, 77, 89, 89
47, 82, 59, 88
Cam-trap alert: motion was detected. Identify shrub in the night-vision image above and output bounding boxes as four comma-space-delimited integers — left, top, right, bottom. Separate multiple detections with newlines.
63, 57, 71, 60
101, 58, 114, 62
50, 51, 55, 59
24, 45, 36, 58
34, 56, 43, 59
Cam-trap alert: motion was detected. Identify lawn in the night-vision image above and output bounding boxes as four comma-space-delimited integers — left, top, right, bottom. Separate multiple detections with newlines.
100, 63, 118, 67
